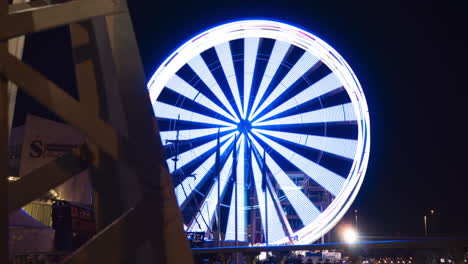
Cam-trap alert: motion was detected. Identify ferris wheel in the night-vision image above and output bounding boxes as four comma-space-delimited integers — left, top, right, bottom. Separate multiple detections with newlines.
148, 20, 370, 245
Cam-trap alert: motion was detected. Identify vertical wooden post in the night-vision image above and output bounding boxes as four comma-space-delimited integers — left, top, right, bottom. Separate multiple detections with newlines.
6, 0, 27, 136
0, 1, 9, 262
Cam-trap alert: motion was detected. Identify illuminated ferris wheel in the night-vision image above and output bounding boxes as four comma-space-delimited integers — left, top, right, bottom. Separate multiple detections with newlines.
148, 20, 370, 245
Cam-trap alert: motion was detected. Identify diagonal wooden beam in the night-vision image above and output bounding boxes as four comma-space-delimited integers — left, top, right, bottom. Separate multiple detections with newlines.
63, 206, 144, 263
8, 0, 54, 13
0, 0, 127, 41
64, 166, 192, 264
8, 146, 89, 213
0, 51, 119, 159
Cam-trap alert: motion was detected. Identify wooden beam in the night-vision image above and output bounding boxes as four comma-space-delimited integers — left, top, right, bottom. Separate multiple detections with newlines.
8, 146, 89, 213
7, 0, 29, 138
65, 168, 192, 263
8, 0, 51, 13
91, 11, 193, 263
0, 0, 126, 41
0, 51, 119, 159
70, 22, 100, 115
64, 207, 141, 264
0, 1, 9, 261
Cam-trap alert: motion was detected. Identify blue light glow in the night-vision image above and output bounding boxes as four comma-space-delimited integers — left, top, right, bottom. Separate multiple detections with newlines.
248, 135, 321, 226
174, 134, 237, 206
167, 132, 235, 173
251, 52, 320, 121
243, 37, 260, 120
188, 55, 240, 122
153, 101, 236, 127
215, 42, 244, 118
252, 103, 356, 127
252, 130, 345, 196
254, 72, 342, 124
188, 148, 235, 232
160, 127, 235, 146
165, 74, 238, 123
254, 128, 357, 160
225, 135, 247, 241
248, 40, 290, 121
251, 149, 286, 243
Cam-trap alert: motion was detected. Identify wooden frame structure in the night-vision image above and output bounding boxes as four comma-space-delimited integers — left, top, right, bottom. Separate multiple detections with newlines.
0, 0, 193, 263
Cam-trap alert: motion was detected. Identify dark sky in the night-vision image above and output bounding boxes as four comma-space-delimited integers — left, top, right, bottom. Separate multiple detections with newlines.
126, 0, 468, 237
15, 0, 468, 237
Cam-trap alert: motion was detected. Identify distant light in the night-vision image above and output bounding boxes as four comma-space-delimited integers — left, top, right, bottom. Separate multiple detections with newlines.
7, 176, 19, 181
441, 258, 445, 263
343, 228, 358, 243
258, 252, 269, 261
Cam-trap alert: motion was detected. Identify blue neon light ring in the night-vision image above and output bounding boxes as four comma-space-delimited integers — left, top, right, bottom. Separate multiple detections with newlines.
148, 20, 370, 245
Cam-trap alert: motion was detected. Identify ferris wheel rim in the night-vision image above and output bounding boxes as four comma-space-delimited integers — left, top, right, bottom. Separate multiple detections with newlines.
148, 19, 370, 245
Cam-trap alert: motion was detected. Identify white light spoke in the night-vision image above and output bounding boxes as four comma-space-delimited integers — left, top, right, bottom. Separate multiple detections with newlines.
215, 42, 244, 118
154, 101, 236, 128
189, 152, 234, 232
255, 129, 357, 160
253, 103, 356, 126
248, 135, 320, 226
160, 127, 235, 146
188, 55, 240, 122
248, 40, 290, 120
251, 150, 286, 244
167, 132, 235, 174
225, 135, 247, 241
243, 37, 260, 120
166, 75, 238, 122
252, 52, 320, 120
252, 130, 345, 196
174, 135, 237, 206
255, 73, 342, 123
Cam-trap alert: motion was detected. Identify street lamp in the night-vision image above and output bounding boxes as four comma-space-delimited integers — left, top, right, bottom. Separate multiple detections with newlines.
424, 209, 436, 236
424, 215, 427, 236
343, 227, 358, 244
354, 209, 358, 233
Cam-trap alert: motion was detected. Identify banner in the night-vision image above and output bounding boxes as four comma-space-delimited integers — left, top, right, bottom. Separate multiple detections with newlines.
18, 115, 92, 205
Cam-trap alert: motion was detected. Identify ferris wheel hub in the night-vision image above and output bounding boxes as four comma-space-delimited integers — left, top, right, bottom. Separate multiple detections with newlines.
237, 119, 252, 134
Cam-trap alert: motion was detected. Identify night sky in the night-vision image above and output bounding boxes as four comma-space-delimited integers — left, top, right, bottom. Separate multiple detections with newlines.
14, 0, 468, 238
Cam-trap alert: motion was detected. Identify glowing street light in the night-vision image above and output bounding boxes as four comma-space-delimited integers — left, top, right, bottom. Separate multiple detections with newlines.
343, 227, 358, 243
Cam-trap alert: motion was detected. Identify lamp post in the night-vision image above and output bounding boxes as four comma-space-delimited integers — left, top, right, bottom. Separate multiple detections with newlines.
354, 209, 358, 233
424, 215, 428, 236
424, 209, 436, 237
